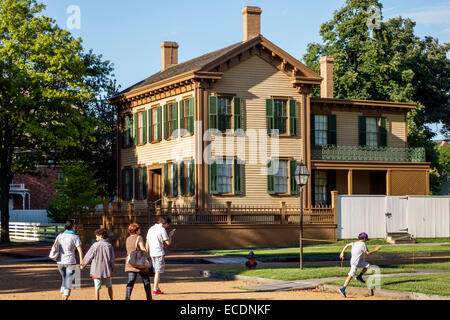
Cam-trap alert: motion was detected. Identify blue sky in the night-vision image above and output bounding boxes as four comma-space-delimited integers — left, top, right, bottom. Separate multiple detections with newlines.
42, 0, 449, 138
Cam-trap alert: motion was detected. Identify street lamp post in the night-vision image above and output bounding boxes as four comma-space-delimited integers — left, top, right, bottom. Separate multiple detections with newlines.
295, 162, 310, 270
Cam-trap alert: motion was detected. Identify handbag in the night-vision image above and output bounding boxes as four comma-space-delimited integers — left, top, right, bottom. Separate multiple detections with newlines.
49, 235, 60, 261
127, 236, 151, 269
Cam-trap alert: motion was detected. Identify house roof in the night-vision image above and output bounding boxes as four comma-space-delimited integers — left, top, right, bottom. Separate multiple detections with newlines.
118, 41, 246, 95
111, 35, 323, 103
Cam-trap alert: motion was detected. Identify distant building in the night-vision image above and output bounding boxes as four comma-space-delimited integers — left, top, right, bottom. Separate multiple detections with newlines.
9, 166, 60, 210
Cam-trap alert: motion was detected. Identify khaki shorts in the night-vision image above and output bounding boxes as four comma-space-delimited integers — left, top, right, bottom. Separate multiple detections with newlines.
93, 278, 112, 290
348, 261, 370, 277
151, 256, 165, 273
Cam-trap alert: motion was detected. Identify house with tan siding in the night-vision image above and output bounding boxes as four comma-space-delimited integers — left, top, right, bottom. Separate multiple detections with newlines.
109, 6, 430, 212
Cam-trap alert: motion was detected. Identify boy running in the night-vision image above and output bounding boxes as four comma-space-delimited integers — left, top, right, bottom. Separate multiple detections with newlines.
338, 232, 381, 298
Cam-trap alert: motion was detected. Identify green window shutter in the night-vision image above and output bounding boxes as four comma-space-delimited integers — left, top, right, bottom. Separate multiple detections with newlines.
172, 102, 178, 138
134, 168, 139, 199
267, 160, 275, 194
209, 160, 218, 195
121, 170, 126, 201
311, 171, 316, 206
380, 117, 387, 147
157, 106, 162, 142
234, 97, 242, 131
328, 114, 337, 146
358, 116, 367, 146
163, 163, 168, 197
148, 109, 153, 143
121, 117, 125, 148
209, 96, 218, 130
290, 160, 298, 195
179, 161, 185, 196
234, 159, 242, 195
189, 98, 195, 135
128, 114, 133, 146
142, 167, 147, 199
289, 100, 297, 136
179, 101, 185, 132
163, 104, 168, 140
127, 169, 132, 200
266, 99, 274, 135
311, 114, 316, 148
189, 159, 195, 196
143, 111, 147, 144
172, 162, 178, 197
134, 113, 138, 146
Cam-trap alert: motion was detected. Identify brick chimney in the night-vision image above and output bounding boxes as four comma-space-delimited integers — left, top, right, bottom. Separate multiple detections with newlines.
319, 56, 334, 98
161, 41, 179, 71
242, 6, 262, 41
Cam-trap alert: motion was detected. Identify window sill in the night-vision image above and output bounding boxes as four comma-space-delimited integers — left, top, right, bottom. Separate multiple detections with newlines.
211, 193, 241, 197
269, 193, 297, 197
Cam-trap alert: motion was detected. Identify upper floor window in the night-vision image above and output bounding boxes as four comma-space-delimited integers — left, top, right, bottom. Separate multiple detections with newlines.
181, 98, 195, 136
136, 110, 146, 145
209, 96, 242, 133
267, 99, 297, 136
359, 116, 387, 148
121, 114, 133, 148
311, 114, 337, 147
165, 102, 178, 140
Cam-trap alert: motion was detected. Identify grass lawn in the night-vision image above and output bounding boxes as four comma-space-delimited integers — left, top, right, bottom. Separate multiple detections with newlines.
213, 265, 415, 282
385, 261, 450, 271
194, 243, 450, 258
327, 274, 450, 296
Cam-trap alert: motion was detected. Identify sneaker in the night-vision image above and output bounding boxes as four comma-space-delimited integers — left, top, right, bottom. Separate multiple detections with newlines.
356, 274, 366, 284
338, 287, 347, 298
152, 289, 164, 295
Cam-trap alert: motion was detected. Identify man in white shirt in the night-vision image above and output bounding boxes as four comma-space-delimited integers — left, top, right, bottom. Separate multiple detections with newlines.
146, 217, 175, 295
338, 232, 381, 298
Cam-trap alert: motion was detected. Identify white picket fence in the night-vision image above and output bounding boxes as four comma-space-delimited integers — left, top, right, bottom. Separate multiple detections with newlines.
338, 195, 450, 239
0, 222, 65, 242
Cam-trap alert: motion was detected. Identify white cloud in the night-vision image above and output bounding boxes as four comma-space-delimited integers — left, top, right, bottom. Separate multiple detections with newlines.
396, 3, 450, 24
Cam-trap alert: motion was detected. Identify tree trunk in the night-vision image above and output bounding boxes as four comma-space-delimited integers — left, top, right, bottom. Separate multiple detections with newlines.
0, 178, 11, 243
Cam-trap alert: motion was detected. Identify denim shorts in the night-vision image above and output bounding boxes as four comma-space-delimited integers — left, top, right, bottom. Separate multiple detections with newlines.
151, 256, 165, 273
93, 278, 112, 290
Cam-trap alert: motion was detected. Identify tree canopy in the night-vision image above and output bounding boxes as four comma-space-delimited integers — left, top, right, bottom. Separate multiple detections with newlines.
303, 0, 450, 193
0, 0, 115, 242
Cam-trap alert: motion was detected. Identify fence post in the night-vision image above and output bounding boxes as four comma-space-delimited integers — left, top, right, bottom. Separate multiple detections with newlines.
226, 201, 232, 225
331, 190, 338, 241
281, 202, 286, 225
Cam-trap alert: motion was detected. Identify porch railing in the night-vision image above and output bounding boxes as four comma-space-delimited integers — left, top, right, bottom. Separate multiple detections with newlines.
99, 201, 337, 226
311, 145, 426, 162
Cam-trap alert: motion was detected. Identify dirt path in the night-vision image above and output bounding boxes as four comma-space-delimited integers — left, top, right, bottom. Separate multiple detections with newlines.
0, 259, 388, 300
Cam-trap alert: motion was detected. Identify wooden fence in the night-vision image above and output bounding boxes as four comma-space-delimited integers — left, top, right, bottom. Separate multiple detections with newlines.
0, 222, 65, 242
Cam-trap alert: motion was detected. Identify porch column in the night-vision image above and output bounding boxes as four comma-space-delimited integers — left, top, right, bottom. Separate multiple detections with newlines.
386, 170, 392, 196
347, 169, 353, 195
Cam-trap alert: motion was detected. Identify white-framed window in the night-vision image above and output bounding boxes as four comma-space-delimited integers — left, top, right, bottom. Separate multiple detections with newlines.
137, 111, 144, 145
314, 171, 327, 206
315, 115, 328, 146
152, 108, 158, 142
217, 161, 233, 194
274, 99, 288, 135
366, 117, 379, 147
217, 97, 233, 132
275, 160, 288, 194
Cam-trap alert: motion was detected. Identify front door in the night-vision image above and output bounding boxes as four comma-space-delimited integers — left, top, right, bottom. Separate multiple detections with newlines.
148, 168, 162, 206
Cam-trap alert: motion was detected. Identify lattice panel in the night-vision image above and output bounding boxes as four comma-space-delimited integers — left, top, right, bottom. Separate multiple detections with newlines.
391, 170, 427, 195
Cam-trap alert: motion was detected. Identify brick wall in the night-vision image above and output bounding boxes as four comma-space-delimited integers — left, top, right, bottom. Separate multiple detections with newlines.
12, 167, 59, 210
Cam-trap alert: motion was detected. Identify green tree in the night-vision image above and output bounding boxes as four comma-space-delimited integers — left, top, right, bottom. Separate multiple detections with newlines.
0, 0, 109, 242
303, 0, 450, 193
47, 162, 102, 223
439, 145, 450, 179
